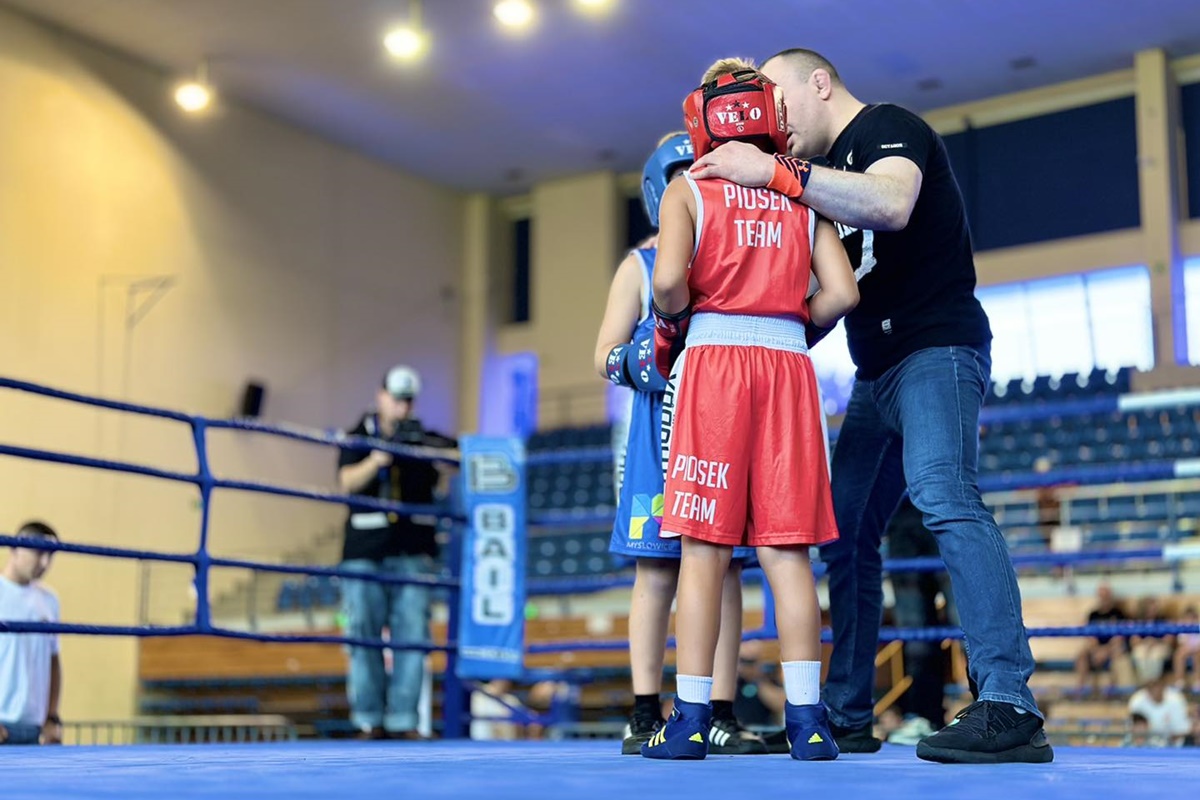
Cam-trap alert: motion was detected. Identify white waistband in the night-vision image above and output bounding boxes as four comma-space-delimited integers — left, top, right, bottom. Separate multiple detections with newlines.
687, 313, 809, 354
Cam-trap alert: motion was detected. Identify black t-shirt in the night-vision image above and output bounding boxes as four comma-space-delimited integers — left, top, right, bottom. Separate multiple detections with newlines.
338, 413, 442, 562
1088, 605, 1128, 646
825, 104, 991, 379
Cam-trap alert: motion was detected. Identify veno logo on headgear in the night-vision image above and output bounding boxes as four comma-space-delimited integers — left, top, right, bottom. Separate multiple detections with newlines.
683, 69, 788, 158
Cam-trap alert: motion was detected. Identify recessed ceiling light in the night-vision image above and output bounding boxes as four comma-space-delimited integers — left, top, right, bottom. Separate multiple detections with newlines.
494, 0, 534, 29
575, 0, 612, 10
174, 81, 212, 112
917, 77, 942, 91
1010, 56, 1038, 71
384, 26, 427, 60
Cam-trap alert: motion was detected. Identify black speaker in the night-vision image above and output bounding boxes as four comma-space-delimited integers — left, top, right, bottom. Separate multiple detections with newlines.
239, 381, 266, 418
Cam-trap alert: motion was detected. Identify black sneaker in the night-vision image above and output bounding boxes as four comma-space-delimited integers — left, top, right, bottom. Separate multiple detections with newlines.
621, 708, 664, 755
916, 701, 1054, 764
829, 721, 882, 753
762, 728, 791, 755
708, 717, 768, 755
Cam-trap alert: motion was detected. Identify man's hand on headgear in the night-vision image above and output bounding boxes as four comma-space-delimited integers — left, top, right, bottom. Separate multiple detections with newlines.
689, 141, 774, 186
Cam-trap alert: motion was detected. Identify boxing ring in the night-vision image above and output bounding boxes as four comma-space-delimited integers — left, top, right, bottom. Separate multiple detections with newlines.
2, 377, 1200, 798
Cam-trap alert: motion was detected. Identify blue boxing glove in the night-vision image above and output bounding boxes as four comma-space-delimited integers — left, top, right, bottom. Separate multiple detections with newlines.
605, 336, 668, 393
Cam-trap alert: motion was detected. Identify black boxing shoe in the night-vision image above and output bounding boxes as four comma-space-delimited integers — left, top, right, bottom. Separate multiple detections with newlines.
916, 701, 1054, 764
707, 716, 768, 755
829, 720, 883, 753
621, 706, 663, 755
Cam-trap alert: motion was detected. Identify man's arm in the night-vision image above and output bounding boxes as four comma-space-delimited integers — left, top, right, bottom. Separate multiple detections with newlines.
41, 654, 62, 744
690, 141, 922, 232
338, 451, 391, 494
1168, 694, 1192, 744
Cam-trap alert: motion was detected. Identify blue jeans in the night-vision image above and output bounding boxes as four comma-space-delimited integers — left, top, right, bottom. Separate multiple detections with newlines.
820, 345, 1040, 729
341, 555, 433, 733
0, 722, 42, 745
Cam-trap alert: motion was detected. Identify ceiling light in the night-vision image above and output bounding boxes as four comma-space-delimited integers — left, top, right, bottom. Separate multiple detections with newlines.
384, 26, 426, 60
174, 81, 211, 113
494, 0, 534, 28
575, 0, 612, 9
174, 59, 214, 114
385, 1, 428, 61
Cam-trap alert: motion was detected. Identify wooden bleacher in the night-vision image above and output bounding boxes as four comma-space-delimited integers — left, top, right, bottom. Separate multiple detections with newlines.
138, 593, 1199, 741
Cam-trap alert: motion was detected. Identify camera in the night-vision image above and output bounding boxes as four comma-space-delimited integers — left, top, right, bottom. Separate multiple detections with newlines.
390, 417, 426, 445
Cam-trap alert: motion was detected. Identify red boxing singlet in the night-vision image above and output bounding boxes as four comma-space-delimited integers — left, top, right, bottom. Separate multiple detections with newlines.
686, 176, 817, 320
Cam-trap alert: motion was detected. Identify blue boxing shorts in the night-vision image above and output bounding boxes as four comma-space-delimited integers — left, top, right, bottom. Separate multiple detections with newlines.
610, 388, 754, 563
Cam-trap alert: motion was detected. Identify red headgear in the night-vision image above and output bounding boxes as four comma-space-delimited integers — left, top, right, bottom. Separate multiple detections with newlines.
683, 70, 788, 159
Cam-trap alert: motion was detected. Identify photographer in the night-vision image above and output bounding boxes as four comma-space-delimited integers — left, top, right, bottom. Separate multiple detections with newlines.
337, 365, 455, 741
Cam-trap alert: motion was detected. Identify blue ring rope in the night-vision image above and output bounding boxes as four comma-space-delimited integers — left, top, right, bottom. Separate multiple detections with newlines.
0, 377, 462, 646
525, 547, 1170, 596
524, 620, 1200, 654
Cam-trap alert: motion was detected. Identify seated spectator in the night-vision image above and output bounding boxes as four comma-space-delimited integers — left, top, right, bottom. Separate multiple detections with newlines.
732, 639, 785, 728
1173, 606, 1200, 693
886, 495, 956, 733
469, 679, 527, 741
1075, 584, 1130, 694
1129, 596, 1174, 684
524, 680, 577, 740
1122, 712, 1151, 747
1127, 674, 1191, 747
733, 640, 788, 754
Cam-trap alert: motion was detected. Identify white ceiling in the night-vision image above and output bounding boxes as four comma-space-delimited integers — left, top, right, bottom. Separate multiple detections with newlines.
6, 0, 1200, 193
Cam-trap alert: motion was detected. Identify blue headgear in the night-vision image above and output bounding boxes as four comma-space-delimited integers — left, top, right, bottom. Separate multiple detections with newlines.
641, 133, 694, 229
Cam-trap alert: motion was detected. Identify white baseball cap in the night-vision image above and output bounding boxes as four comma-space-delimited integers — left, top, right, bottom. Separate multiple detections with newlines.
383, 365, 421, 400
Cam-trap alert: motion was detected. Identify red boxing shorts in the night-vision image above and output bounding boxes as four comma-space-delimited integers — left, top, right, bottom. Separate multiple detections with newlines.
660, 314, 838, 548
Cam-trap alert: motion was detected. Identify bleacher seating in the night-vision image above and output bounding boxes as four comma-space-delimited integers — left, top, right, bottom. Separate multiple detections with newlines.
277, 367, 1200, 609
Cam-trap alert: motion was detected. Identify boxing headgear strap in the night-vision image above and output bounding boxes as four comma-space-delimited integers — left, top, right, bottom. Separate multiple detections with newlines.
683, 70, 788, 159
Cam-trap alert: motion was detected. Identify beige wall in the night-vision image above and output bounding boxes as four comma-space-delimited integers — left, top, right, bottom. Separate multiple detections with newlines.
493, 173, 622, 429
470, 51, 1200, 426
0, 8, 464, 720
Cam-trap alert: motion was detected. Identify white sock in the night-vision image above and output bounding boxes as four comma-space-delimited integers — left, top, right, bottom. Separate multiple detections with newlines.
676, 674, 714, 705
782, 661, 821, 706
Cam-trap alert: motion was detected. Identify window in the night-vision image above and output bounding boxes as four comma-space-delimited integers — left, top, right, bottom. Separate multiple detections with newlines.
808, 322, 856, 416
976, 265, 1153, 383
810, 265, 1155, 413
1183, 256, 1200, 364
512, 217, 531, 323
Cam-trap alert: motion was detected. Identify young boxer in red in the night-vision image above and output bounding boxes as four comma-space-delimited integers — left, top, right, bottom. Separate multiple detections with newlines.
641, 58, 858, 762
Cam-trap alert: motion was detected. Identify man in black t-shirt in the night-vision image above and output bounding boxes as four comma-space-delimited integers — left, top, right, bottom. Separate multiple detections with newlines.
1074, 584, 1129, 693
337, 365, 454, 740
691, 49, 1048, 764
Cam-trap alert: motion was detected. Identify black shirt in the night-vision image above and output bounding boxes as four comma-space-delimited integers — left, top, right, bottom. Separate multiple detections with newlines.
825, 104, 991, 379
338, 413, 441, 561
1088, 605, 1128, 646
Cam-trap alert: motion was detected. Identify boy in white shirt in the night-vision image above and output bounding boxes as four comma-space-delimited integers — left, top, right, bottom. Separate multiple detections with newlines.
1127, 674, 1191, 747
0, 521, 62, 745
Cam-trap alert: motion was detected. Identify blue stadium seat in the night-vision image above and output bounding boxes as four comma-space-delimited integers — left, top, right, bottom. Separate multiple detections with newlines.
1136, 493, 1169, 518
276, 582, 296, 612
1068, 497, 1102, 524
1105, 496, 1137, 521
1175, 492, 1200, 516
